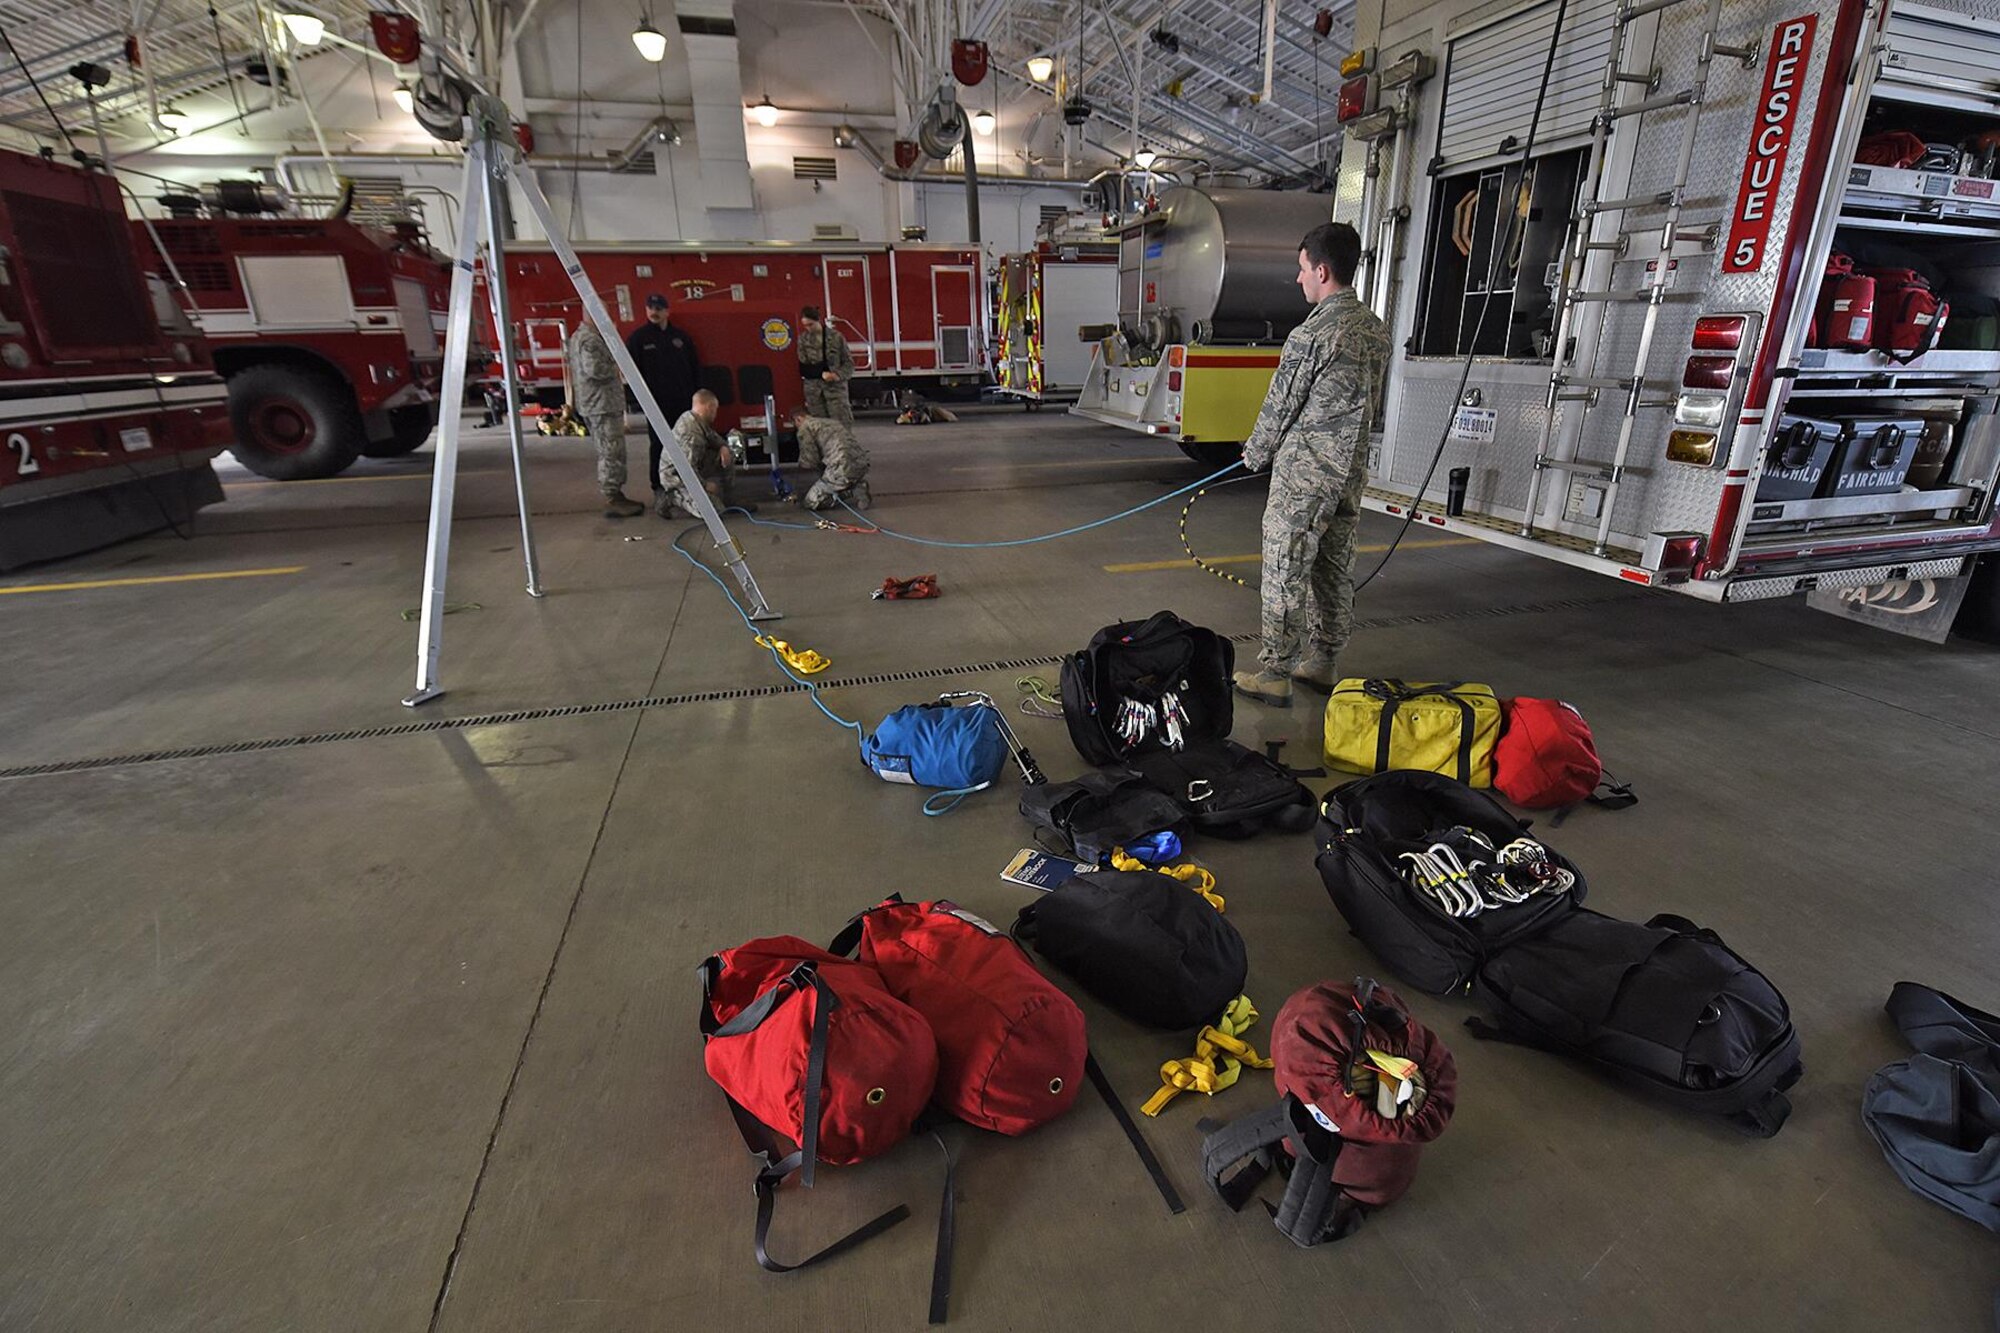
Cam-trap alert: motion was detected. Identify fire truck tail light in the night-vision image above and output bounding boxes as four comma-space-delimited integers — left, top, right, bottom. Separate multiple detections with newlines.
1674, 393, 1727, 430
1167, 370, 1182, 392
1682, 355, 1735, 390
1666, 429, 1719, 466
1692, 316, 1746, 351
1167, 345, 1185, 367
1337, 77, 1370, 123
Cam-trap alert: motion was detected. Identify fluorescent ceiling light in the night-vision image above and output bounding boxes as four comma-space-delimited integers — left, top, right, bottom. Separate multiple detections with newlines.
280, 13, 325, 46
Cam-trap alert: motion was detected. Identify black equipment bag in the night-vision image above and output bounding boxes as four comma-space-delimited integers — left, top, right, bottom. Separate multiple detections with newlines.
1014, 869, 1247, 1030
1469, 909, 1803, 1135
1060, 611, 1234, 766
1018, 769, 1187, 865
1314, 770, 1587, 995
1863, 983, 2000, 1232
1129, 739, 1316, 840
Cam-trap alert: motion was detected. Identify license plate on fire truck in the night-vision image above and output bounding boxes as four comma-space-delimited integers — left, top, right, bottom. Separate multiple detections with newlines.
1449, 407, 1496, 445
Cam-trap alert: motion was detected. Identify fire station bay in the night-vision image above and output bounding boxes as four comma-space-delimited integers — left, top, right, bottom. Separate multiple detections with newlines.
9, 0, 2000, 1329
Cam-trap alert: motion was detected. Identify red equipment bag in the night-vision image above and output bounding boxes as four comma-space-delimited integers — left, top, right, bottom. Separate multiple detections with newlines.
832, 896, 1086, 1135
1493, 698, 1635, 816
1201, 979, 1456, 1245
1856, 130, 1927, 168
699, 938, 938, 1272
1814, 254, 1876, 351
1866, 268, 1949, 362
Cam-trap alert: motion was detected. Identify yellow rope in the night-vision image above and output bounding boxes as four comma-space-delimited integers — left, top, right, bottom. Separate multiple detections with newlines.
753, 636, 831, 674
1141, 994, 1274, 1117
1110, 849, 1224, 912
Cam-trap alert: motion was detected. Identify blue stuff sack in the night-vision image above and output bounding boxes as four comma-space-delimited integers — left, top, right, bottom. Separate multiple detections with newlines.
861, 701, 1009, 813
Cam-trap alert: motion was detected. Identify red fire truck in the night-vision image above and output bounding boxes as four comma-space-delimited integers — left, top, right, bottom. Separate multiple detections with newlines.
0, 150, 231, 571
489, 241, 987, 433
132, 196, 452, 481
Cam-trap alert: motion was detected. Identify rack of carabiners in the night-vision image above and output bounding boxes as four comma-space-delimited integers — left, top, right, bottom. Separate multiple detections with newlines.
1396, 827, 1575, 919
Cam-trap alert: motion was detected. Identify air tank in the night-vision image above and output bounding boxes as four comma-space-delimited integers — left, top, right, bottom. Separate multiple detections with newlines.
1119, 187, 1333, 345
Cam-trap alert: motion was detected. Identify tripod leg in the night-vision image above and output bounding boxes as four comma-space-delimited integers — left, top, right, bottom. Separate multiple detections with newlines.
505, 158, 782, 621
403, 144, 491, 707
478, 163, 544, 598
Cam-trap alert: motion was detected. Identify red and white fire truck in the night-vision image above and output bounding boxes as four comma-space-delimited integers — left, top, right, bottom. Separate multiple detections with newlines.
132, 193, 452, 481
1330, 0, 2000, 610
0, 150, 231, 571
489, 241, 987, 433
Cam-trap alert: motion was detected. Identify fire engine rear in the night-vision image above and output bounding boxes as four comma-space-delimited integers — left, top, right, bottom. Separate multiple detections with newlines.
134, 186, 451, 482
0, 149, 230, 572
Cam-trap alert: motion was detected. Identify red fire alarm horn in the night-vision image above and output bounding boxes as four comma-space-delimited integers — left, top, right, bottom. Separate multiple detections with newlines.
1313, 9, 1335, 37
513, 121, 536, 155
894, 139, 921, 170
370, 11, 421, 64
952, 39, 990, 87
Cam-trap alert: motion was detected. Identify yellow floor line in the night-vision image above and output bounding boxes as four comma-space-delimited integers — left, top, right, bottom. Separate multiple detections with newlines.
224, 472, 432, 489
0, 566, 306, 596
948, 457, 1182, 471
1104, 537, 1480, 573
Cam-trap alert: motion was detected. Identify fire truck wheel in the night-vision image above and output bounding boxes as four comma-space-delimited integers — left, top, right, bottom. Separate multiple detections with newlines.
1178, 440, 1242, 470
226, 364, 365, 481
361, 406, 436, 457
1953, 555, 2000, 644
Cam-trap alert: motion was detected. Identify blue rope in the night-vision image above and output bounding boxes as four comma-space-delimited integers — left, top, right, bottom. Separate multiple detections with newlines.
668, 525, 861, 735
832, 460, 1246, 548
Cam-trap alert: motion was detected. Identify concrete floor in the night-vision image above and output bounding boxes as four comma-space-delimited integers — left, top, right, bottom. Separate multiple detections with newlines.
2, 408, 1996, 1332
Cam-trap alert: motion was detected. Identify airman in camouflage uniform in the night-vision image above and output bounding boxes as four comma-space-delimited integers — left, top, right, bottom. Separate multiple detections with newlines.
567, 320, 645, 518
1234, 222, 1391, 709
657, 390, 756, 518
798, 306, 856, 424
791, 410, 872, 512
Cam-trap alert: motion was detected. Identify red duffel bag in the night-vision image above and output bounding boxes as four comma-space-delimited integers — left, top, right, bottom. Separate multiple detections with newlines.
833, 896, 1086, 1135
699, 937, 938, 1271
1494, 697, 1638, 816
1201, 978, 1457, 1245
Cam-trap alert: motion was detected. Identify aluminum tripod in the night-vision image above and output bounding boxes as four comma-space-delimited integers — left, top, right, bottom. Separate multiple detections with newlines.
403, 126, 779, 707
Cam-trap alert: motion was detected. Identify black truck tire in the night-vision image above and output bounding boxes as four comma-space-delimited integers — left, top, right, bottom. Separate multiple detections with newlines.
361, 404, 437, 458
1952, 555, 2000, 644
1178, 440, 1243, 469
226, 363, 364, 481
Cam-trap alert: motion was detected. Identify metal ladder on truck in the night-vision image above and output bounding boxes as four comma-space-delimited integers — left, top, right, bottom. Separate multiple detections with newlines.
1517, 0, 1759, 555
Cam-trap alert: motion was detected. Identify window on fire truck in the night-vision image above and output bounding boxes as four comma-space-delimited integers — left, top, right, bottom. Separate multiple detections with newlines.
1411, 147, 1586, 361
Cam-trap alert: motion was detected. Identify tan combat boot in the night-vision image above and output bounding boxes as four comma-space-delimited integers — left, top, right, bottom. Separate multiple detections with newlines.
1232, 668, 1293, 708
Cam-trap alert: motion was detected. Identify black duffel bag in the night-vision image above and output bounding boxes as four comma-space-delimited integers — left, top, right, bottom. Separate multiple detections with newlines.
1015, 869, 1247, 1030
1019, 769, 1187, 865
1470, 909, 1803, 1135
1315, 770, 1587, 995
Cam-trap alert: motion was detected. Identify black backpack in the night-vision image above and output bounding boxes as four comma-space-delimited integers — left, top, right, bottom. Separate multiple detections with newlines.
1863, 983, 2000, 1231
1059, 612, 1313, 838
1018, 769, 1187, 865
1014, 868, 1247, 1030
1469, 910, 1803, 1136
1315, 770, 1587, 995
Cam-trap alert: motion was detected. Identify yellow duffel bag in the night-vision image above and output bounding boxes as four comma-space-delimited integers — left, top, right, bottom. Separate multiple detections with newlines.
1323, 679, 1502, 787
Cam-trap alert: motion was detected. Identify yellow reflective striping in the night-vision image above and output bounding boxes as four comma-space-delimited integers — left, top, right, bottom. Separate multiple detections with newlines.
0, 566, 306, 595
1104, 537, 1480, 573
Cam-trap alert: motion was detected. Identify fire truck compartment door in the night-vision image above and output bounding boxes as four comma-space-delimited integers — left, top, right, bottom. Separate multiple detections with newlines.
822, 256, 874, 369
239, 255, 355, 328
394, 277, 441, 359
1881, 4, 2000, 93
1434, 0, 1621, 171
933, 265, 979, 369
